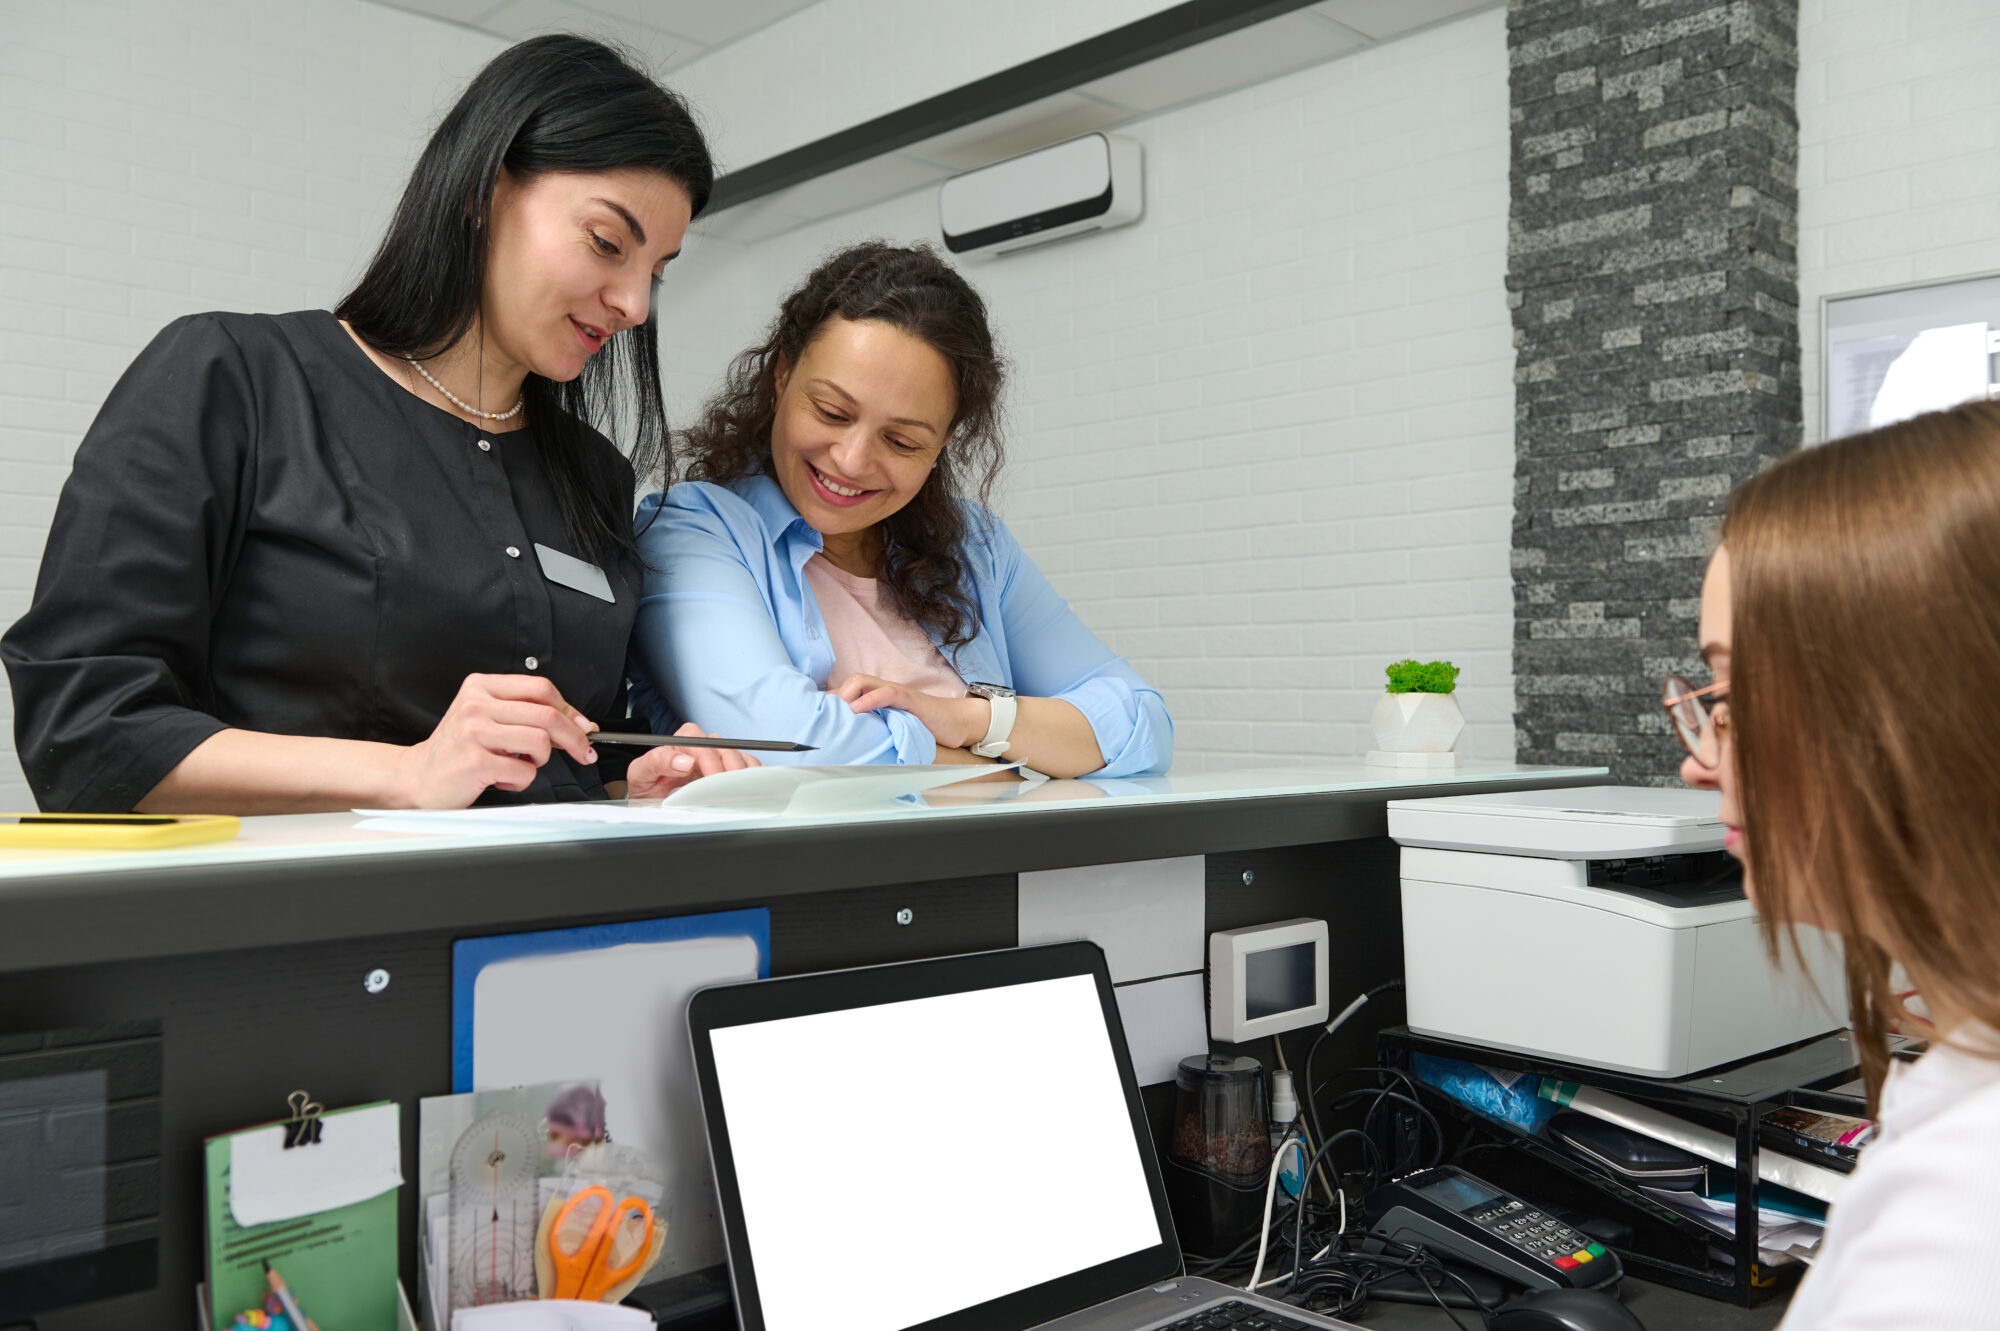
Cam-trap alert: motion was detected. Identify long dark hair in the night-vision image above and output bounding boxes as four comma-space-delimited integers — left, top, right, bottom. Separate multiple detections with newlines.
677, 242, 1006, 652
337, 34, 712, 569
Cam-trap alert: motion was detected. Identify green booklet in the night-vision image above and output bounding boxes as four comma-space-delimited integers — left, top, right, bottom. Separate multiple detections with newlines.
203, 1101, 402, 1331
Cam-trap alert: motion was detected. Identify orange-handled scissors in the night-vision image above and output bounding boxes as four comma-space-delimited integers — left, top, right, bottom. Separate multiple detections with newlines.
547, 1185, 656, 1302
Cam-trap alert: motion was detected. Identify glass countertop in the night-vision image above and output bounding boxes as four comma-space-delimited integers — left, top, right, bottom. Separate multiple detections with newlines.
0, 760, 1608, 882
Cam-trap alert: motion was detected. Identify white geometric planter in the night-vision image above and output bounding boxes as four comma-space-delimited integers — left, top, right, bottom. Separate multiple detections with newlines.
1366, 691, 1464, 769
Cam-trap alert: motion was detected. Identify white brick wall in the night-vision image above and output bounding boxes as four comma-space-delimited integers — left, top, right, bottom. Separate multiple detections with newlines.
670, 0, 1177, 170
1798, 0, 2000, 444
660, 8, 1519, 772
0, 0, 505, 808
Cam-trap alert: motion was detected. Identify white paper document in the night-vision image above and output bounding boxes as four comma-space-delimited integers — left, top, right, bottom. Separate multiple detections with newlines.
229, 1102, 402, 1226
356, 763, 1014, 829
1637, 1186, 1824, 1265
1548, 1084, 1847, 1203
661, 762, 1019, 814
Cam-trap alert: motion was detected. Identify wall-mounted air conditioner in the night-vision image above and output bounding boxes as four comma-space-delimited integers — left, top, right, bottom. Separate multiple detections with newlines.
939, 132, 1143, 260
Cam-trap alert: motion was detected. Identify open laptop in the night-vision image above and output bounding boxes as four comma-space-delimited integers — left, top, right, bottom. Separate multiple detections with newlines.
687, 942, 1364, 1331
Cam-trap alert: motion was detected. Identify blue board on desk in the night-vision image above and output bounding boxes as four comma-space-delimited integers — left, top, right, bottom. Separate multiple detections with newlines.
450, 909, 771, 1093
451, 909, 772, 1282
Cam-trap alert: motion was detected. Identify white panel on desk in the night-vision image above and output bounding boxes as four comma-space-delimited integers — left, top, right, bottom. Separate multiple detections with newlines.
1115, 973, 1209, 1087
1018, 856, 1205, 983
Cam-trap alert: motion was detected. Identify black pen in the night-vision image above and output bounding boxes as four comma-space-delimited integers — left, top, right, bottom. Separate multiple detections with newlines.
590, 732, 816, 753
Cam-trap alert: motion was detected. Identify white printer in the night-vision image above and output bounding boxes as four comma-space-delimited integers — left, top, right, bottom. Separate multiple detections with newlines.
1386, 786, 1845, 1078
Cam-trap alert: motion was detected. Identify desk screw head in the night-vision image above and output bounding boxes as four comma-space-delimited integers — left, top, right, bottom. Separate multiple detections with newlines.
895, 908, 914, 926
365, 968, 391, 994
1242, 870, 1256, 887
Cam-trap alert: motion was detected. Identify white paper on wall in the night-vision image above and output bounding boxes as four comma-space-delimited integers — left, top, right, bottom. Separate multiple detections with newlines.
1113, 973, 1210, 1086
1018, 856, 1206, 984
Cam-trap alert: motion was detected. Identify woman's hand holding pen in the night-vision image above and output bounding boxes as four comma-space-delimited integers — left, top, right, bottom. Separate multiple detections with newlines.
396, 673, 600, 808
624, 722, 760, 798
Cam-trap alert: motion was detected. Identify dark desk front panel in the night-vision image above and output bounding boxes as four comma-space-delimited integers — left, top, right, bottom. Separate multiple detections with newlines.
1, 826, 1453, 1328
1, 867, 1024, 1331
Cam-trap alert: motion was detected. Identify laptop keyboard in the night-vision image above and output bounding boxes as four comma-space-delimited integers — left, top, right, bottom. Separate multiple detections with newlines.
1162, 1299, 1322, 1331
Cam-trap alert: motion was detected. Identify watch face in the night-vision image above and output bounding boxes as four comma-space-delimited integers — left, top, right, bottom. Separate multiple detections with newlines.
967, 681, 1016, 699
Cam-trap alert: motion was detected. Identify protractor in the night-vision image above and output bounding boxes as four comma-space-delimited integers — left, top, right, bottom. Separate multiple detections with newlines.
449, 1110, 539, 1200
448, 1111, 542, 1308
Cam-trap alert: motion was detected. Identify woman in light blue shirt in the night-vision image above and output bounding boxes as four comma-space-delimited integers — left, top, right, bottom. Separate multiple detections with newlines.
627, 243, 1171, 777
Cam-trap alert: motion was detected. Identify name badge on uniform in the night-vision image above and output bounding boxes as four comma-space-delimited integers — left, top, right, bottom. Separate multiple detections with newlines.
534, 543, 614, 603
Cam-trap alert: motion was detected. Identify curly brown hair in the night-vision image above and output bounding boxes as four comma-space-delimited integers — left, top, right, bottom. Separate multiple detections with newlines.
675, 241, 1006, 652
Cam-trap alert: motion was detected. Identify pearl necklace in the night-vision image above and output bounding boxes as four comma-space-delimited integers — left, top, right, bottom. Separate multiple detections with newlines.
405, 357, 524, 421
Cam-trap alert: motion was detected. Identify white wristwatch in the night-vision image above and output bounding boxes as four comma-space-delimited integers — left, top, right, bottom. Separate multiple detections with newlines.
966, 682, 1018, 758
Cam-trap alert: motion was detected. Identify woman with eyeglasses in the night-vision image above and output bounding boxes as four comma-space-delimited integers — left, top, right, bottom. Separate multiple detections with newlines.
1665, 400, 2000, 1327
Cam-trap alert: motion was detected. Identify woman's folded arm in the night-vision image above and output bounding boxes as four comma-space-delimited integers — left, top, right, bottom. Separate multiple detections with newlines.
629, 495, 939, 765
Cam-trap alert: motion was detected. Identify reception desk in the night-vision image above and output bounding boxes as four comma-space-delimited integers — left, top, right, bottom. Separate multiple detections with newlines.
0, 761, 1609, 1329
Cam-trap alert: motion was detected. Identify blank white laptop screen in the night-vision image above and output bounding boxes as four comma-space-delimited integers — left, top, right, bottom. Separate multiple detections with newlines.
706, 972, 1165, 1331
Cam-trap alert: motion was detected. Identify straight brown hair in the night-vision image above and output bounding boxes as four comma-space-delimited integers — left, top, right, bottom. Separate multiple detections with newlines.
1723, 400, 2000, 1110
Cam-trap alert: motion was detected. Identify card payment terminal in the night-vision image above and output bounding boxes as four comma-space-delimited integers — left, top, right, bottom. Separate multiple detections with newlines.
1363, 1166, 1622, 1293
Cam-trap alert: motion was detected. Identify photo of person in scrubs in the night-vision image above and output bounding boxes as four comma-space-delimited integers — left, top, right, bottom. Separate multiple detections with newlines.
627, 242, 1172, 779
1670, 400, 2000, 1328
3, 35, 744, 814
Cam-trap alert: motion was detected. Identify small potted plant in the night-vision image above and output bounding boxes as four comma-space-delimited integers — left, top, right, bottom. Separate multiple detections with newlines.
1367, 659, 1463, 768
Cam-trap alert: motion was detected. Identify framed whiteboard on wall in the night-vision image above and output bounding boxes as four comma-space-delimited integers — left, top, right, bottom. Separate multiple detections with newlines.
1823, 272, 2000, 443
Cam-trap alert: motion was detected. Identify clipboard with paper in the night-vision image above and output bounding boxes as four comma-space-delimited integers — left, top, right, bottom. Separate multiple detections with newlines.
202, 1095, 403, 1331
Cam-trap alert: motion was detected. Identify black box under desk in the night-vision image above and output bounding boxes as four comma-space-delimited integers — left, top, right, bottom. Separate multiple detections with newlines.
1377, 1026, 1871, 1307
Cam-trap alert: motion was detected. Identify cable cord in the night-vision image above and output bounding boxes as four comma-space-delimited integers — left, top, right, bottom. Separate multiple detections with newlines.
1193, 1112, 1505, 1328
1243, 1132, 1306, 1291
1332, 1086, 1445, 1178
1270, 1036, 1341, 1205
1302, 979, 1404, 1153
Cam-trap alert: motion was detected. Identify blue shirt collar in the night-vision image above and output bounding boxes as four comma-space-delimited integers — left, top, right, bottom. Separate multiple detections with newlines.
731, 473, 1004, 675
736, 473, 822, 556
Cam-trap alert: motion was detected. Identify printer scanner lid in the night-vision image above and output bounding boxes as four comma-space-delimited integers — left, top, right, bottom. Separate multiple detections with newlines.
1386, 786, 1724, 859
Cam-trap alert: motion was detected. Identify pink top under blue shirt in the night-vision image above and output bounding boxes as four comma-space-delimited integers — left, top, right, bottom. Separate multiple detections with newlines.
802, 555, 972, 703
625, 474, 1174, 775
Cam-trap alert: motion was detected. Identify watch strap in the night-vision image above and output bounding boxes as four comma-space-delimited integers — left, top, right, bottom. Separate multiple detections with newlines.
970, 691, 1018, 758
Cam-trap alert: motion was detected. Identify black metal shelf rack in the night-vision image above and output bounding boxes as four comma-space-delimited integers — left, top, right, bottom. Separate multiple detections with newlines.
1378, 1026, 1868, 1307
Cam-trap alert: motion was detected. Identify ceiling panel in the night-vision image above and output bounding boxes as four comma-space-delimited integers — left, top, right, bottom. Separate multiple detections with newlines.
382, 0, 498, 22
572, 0, 820, 48
1074, 11, 1363, 115
474, 0, 624, 38
1311, 0, 1493, 43
368, 0, 813, 70
606, 21, 707, 70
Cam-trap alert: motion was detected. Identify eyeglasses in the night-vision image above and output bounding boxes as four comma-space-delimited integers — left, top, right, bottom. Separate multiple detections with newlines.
1661, 676, 1730, 769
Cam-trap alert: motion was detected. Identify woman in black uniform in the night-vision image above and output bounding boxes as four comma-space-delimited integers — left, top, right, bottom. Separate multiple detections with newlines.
2, 35, 737, 812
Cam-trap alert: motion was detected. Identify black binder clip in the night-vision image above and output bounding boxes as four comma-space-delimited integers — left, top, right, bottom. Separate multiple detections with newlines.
282, 1089, 324, 1148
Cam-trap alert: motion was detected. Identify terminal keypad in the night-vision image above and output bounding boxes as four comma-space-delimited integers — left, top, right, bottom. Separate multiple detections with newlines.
1464, 1201, 1608, 1273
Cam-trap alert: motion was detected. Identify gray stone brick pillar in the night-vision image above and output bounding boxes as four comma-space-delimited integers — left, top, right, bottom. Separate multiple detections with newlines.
1507, 0, 1800, 784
